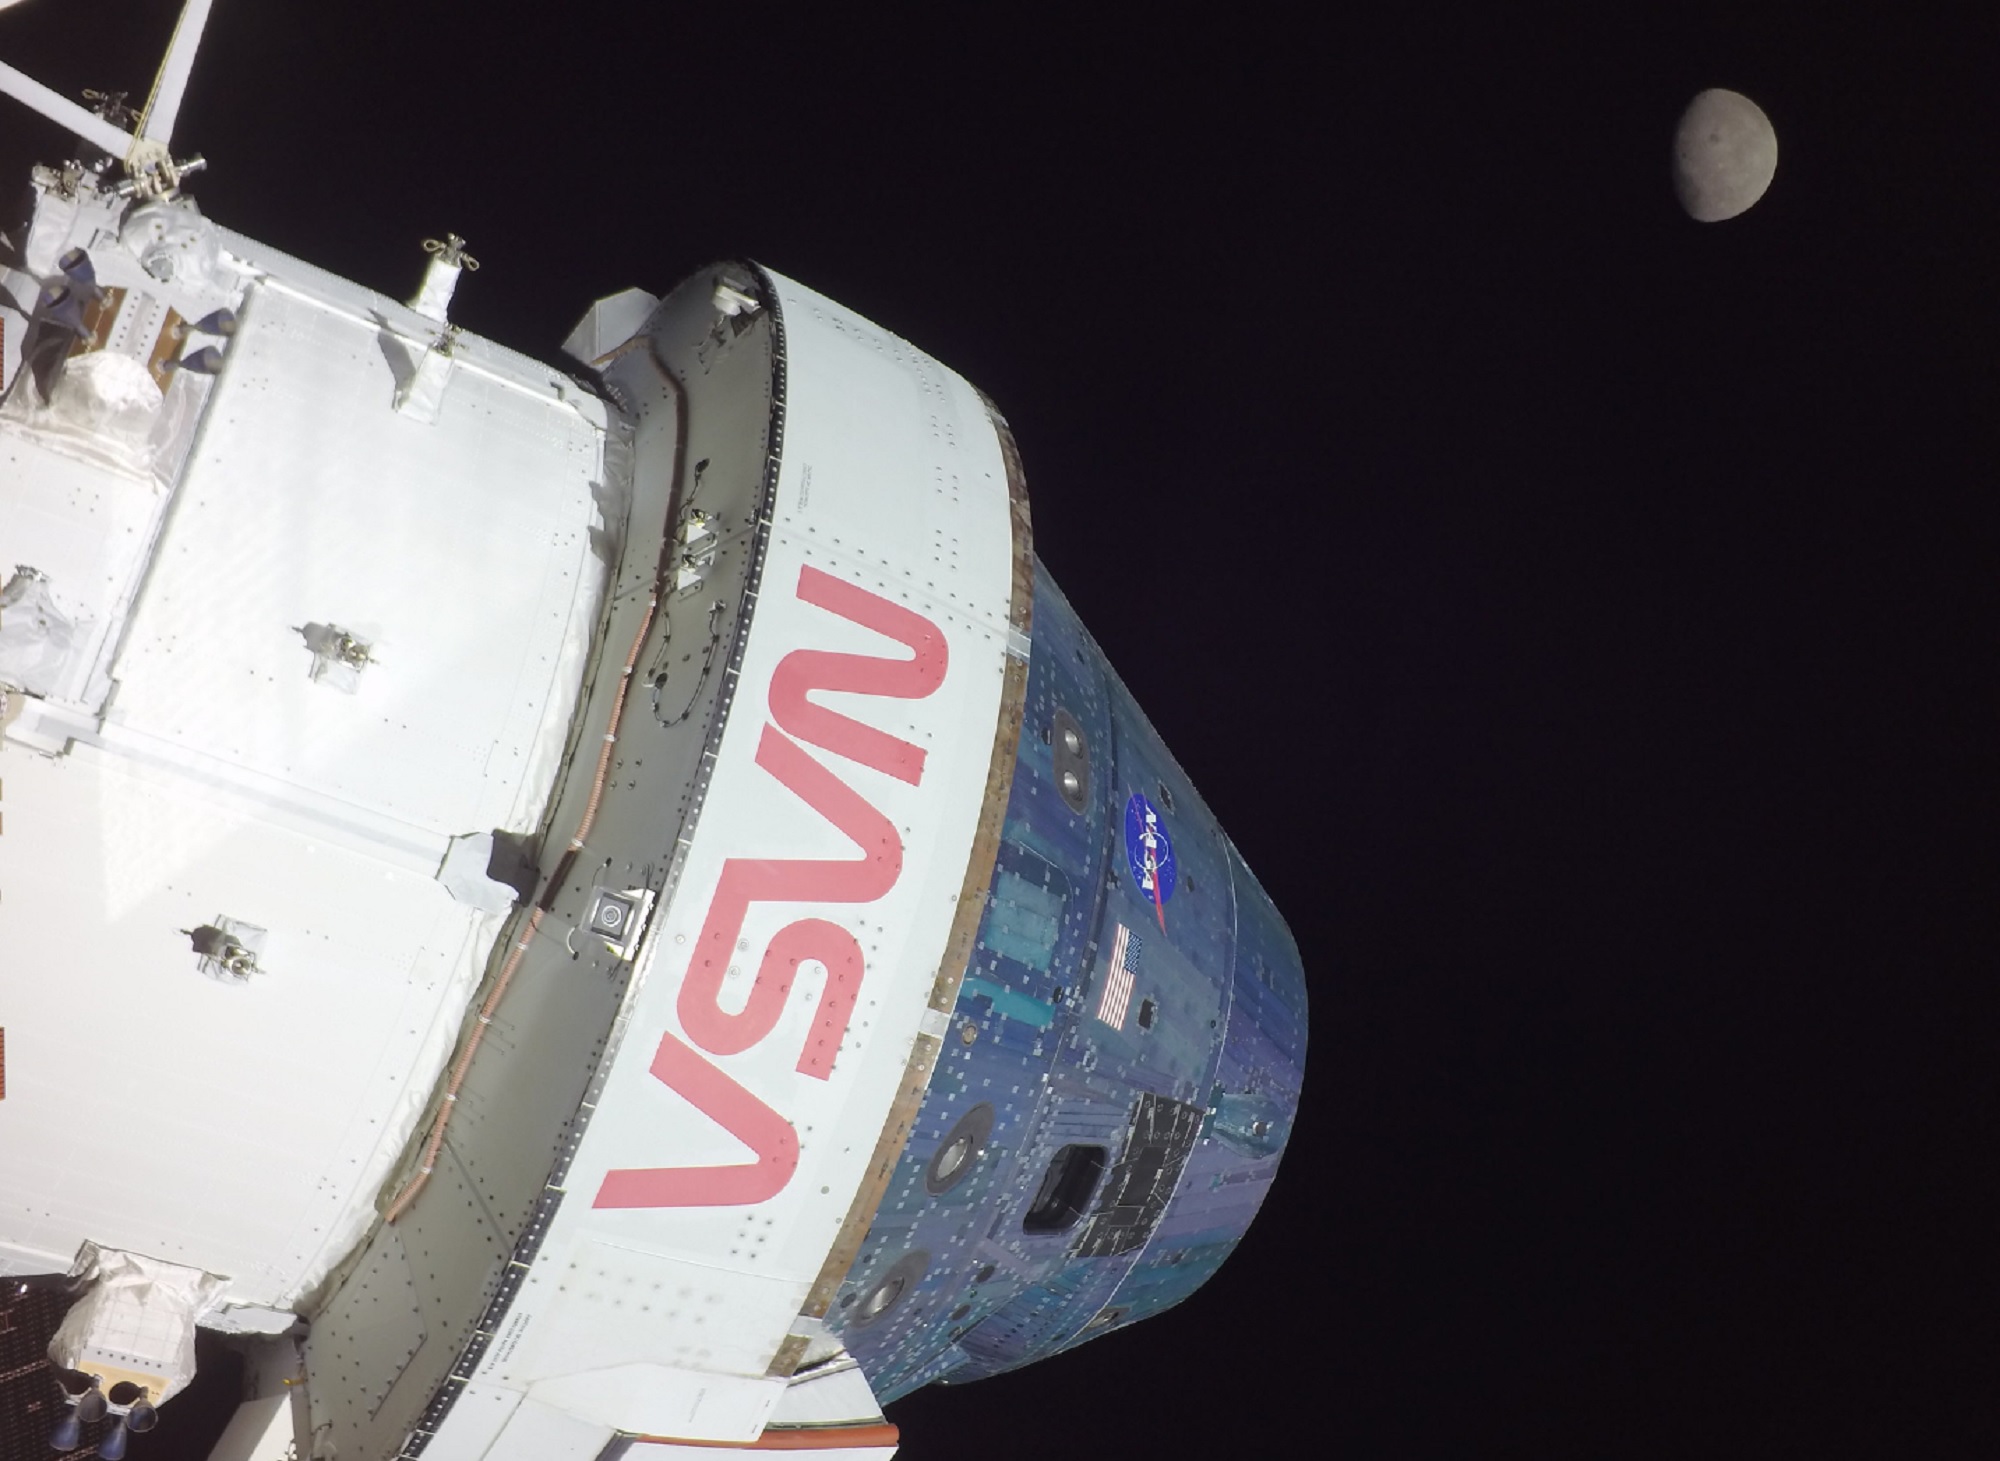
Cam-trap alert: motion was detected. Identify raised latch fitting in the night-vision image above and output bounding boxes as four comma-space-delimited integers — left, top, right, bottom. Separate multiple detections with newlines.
299, 623, 373, 691
189, 917, 265, 983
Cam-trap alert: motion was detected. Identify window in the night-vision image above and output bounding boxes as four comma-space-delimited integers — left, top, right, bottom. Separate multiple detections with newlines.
851, 1250, 930, 1329
925, 1102, 995, 1196
1023, 1144, 1107, 1234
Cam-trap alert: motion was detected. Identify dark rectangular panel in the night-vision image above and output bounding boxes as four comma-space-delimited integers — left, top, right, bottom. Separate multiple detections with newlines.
1075, 1093, 1204, 1258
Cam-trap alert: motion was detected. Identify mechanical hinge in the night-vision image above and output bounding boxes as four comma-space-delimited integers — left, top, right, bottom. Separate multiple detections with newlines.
113, 142, 207, 203
79, 87, 207, 201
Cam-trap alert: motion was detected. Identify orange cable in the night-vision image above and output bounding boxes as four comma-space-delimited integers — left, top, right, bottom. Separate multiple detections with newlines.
384, 594, 658, 1224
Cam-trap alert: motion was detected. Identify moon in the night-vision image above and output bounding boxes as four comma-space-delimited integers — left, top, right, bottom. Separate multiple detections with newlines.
1673, 88, 1778, 222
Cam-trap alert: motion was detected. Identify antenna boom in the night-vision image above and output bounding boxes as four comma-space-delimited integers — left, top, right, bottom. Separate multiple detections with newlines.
136, 0, 215, 147
0, 58, 136, 158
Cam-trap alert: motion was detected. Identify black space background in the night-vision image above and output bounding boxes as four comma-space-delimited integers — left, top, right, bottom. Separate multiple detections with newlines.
4, 2, 1997, 1457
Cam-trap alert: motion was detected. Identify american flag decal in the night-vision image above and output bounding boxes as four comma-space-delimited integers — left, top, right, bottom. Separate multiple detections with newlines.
1096, 923, 1141, 1029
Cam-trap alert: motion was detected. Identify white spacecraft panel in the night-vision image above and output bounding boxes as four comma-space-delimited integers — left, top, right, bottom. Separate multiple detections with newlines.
628, 1440, 896, 1448
468, 1395, 612, 1461
630, 1447, 895, 1461
0, 738, 502, 1302
0, 214, 614, 1315
0, 431, 164, 703
445, 273, 1017, 1445
101, 276, 607, 842
766, 1365, 878, 1423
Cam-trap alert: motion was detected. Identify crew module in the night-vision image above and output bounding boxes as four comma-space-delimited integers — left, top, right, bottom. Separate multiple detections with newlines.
0, 5, 1307, 1457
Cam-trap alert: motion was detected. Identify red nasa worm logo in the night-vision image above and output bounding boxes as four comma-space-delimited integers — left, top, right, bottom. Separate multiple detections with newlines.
593, 564, 947, 1209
